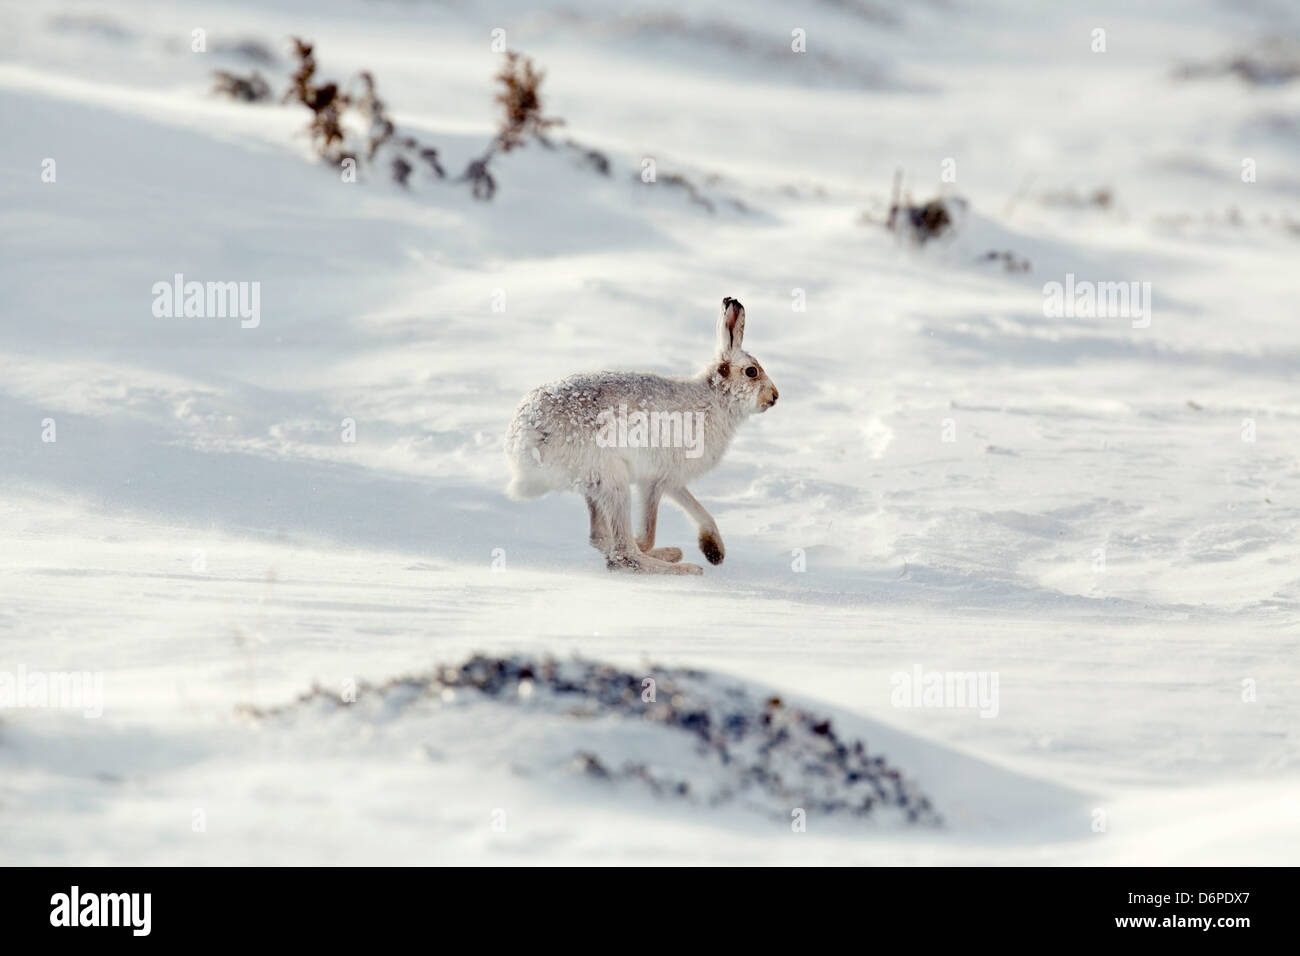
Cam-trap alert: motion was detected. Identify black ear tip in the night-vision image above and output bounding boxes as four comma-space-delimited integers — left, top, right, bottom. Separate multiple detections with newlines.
722, 296, 743, 311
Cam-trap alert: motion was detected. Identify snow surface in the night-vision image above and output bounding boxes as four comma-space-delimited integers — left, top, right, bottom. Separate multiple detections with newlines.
1, 0, 1298, 864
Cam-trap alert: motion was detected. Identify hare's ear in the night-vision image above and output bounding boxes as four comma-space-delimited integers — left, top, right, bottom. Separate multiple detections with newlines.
716, 297, 745, 354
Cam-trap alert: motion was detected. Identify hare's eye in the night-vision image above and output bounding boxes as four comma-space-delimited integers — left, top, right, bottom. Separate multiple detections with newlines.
744, 366, 758, 378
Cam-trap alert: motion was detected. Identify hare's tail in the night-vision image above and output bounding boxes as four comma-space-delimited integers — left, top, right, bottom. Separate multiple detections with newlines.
506, 470, 551, 500
504, 424, 554, 500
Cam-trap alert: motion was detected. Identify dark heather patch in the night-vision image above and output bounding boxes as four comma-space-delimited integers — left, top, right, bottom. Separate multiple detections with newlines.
238, 654, 942, 825
699, 531, 724, 565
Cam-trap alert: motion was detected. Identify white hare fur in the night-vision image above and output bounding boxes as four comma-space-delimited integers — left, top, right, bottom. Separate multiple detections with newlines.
505, 297, 779, 574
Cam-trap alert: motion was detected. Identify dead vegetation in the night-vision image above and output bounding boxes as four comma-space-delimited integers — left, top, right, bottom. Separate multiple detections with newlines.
979, 250, 1031, 273
210, 37, 735, 210
274, 38, 448, 186
217, 39, 567, 197
635, 167, 750, 215
212, 69, 272, 103
564, 139, 611, 176
354, 71, 445, 186
493, 52, 564, 151
1154, 207, 1300, 239
459, 51, 565, 200
661, 172, 715, 212
1175, 40, 1300, 86
1040, 186, 1114, 210
282, 37, 354, 164
884, 171, 965, 244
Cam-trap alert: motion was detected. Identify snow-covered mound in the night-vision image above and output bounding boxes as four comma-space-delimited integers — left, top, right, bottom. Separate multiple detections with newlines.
242, 654, 943, 826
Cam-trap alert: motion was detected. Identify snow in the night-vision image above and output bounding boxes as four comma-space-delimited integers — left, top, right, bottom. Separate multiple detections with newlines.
1, 0, 1298, 864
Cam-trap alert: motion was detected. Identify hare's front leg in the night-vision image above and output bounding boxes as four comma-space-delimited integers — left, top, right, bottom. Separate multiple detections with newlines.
636, 481, 683, 563
668, 487, 725, 565
584, 491, 612, 555
604, 474, 701, 575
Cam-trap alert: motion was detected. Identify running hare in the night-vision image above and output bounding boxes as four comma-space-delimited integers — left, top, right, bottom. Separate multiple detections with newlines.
505, 297, 778, 574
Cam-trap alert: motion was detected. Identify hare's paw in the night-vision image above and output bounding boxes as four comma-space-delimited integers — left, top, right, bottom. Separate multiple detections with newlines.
641, 546, 683, 563
645, 556, 703, 575
698, 531, 725, 565
607, 551, 661, 573
607, 551, 701, 575
606, 552, 640, 572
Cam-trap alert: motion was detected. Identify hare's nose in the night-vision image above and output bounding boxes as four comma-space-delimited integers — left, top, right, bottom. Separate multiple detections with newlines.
771, 388, 779, 403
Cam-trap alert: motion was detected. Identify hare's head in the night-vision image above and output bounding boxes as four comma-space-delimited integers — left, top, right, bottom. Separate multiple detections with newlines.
710, 297, 779, 413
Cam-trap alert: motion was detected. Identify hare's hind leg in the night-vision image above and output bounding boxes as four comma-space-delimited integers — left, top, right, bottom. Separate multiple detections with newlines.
636, 481, 682, 563
604, 473, 701, 575
668, 487, 725, 565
